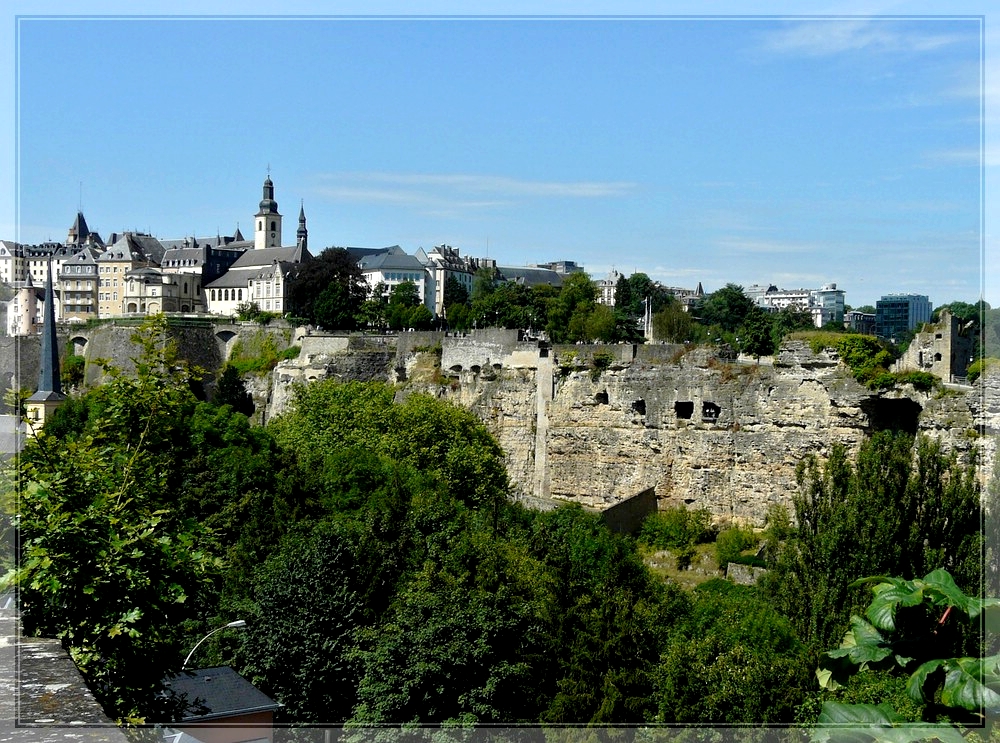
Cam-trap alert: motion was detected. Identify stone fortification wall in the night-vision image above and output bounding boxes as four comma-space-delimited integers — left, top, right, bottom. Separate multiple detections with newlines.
424, 339, 992, 526
8, 322, 994, 527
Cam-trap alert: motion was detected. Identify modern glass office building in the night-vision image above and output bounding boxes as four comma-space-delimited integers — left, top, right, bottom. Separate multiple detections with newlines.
875, 293, 932, 340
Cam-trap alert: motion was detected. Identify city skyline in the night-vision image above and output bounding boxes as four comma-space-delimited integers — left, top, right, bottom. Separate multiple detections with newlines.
4, 2, 998, 309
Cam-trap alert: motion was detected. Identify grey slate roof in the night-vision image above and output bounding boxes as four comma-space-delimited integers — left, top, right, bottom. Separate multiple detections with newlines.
357, 249, 426, 273
204, 243, 309, 290
496, 265, 564, 288
164, 666, 281, 723
100, 233, 166, 266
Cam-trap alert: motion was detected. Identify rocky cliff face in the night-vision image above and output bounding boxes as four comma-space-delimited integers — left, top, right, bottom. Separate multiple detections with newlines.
267, 331, 995, 526
15, 323, 988, 526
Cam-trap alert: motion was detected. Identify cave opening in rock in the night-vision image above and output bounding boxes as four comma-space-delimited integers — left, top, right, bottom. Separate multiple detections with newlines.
702, 402, 720, 422
674, 401, 694, 419
595, 391, 609, 405
859, 396, 922, 435
632, 399, 646, 415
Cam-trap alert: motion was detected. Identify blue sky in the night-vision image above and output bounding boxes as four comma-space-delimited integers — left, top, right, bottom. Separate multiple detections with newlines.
4, 2, 997, 309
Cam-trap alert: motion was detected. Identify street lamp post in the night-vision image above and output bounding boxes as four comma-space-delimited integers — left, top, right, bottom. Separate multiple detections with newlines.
182, 620, 247, 670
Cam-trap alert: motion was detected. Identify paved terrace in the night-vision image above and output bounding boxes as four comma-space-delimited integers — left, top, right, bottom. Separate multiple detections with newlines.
0, 603, 130, 743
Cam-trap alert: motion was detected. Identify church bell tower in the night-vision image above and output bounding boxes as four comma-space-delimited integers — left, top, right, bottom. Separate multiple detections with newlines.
254, 172, 282, 250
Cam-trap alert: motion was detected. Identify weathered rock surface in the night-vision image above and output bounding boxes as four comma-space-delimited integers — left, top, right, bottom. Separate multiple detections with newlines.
267, 331, 996, 527
10, 324, 993, 527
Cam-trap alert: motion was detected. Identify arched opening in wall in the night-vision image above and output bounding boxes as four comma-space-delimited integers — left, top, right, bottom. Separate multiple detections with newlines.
450, 365, 463, 372
595, 391, 609, 405
859, 396, 922, 435
127, 302, 138, 313
934, 352, 942, 362
492, 363, 502, 371
470, 365, 481, 374
632, 399, 646, 415
216, 330, 238, 361
674, 401, 694, 419
702, 402, 720, 422
70, 336, 87, 355
181, 305, 190, 312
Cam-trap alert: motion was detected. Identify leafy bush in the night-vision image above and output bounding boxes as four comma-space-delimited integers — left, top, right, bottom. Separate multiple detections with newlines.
61, 353, 86, 388
590, 350, 615, 380
227, 331, 297, 374
714, 525, 758, 568
639, 506, 713, 550
891, 370, 938, 392
968, 357, 1000, 383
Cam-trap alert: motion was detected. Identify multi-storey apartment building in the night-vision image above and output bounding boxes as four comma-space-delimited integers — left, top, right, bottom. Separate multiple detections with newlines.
96, 232, 165, 318
415, 244, 476, 316
58, 247, 101, 322
358, 246, 433, 309
745, 282, 846, 327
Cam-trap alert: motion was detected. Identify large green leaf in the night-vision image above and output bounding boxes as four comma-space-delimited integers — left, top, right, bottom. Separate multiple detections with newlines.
815, 703, 966, 743
865, 583, 925, 631
939, 657, 1000, 711
826, 615, 894, 666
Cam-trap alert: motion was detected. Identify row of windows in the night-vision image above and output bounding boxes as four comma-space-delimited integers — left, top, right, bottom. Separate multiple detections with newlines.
99, 293, 119, 301
383, 272, 422, 283
211, 288, 244, 302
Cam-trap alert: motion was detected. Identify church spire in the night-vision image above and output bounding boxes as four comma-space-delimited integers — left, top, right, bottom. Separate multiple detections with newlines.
296, 200, 307, 251
254, 172, 282, 250
37, 259, 61, 396
25, 258, 66, 431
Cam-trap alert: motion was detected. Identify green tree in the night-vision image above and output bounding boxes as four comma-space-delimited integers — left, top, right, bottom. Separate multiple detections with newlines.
286, 247, 368, 326
652, 299, 698, 344
471, 266, 497, 303
214, 365, 254, 417
6, 316, 223, 722
655, 581, 813, 724
696, 283, 756, 333
738, 305, 777, 361
443, 274, 470, 309
761, 432, 981, 654
237, 521, 364, 723
546, 272, 599, 343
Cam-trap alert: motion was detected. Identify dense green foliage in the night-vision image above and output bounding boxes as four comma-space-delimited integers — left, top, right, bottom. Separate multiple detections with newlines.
761, 432, 981, 654
286, 247, 369, 329
7, 318, 224, 722
655, 581, 814, 723
815, 569, 999, 738
5, 314, 987, 732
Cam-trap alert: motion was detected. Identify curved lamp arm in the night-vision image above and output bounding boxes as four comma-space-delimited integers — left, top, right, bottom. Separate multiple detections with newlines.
182, 620, 246, 669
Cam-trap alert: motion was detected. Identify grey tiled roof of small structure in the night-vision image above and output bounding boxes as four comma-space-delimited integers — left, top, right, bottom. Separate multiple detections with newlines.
496, 266, 564, 287
159, 234, 241, 251
59, 247, 101, 275
204, 263, 294, 289
164, 666, 281, 722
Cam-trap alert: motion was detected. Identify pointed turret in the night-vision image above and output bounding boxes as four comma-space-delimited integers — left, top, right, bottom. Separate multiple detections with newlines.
296, 201, 308, 251
25, 259, 66, 431
66, 211, 90, 247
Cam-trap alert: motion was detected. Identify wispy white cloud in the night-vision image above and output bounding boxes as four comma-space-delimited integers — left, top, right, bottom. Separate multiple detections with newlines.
716, 237, 820, 254
758, 19, 973, 58
311, 171, 637, 219
316, 172, 635, 198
